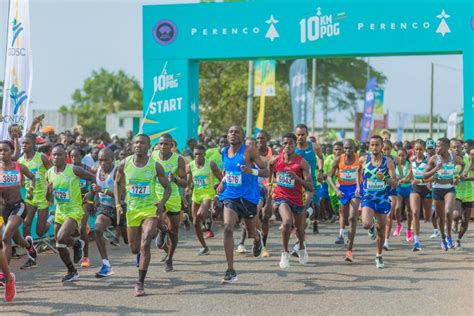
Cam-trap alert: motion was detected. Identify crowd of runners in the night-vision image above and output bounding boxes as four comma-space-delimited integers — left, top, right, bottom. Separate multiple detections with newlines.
0, 116, 473, 300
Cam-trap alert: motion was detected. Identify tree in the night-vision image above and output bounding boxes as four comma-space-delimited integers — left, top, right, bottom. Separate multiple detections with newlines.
64, 69, 142, 135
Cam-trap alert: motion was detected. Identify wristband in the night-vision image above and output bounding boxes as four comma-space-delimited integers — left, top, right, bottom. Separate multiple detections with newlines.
251, 169, 259, 176
116, 203, 122, 209
87, 200, 94, 205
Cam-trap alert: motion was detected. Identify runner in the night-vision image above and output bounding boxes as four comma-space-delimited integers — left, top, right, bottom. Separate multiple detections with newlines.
424, 138, 464, 250
327, 139, 360, 262
218, 125, 267, 284
18, 133, 53, 269
186, 145, 222, 255
114, 134, 171, 296
455, 148, 473, 248
395, 148, 413, 243
46, 144, 95, 282
382, 140, 400, 250
92, 148, 125, 278
151, 134, 187, 273
294, 124, 324, 234
408, 139, 433, 251
357, 135, 397, 269
266, 133, 312, 269
0, 214, 16, 301
425, 139, 441, 239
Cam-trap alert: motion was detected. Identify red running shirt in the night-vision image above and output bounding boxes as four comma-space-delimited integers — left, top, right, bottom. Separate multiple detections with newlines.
273, 153, 304, 206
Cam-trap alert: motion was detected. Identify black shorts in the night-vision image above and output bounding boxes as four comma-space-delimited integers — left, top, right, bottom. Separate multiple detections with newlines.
223, 198, 257, 219
2, 200, 27, 222
412, 185, 432, 199
432, 187, 455, 201
97, 204, 126, 227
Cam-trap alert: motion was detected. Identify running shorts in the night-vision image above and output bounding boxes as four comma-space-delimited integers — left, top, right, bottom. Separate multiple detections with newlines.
223, 198, 257, 219
2, 200, 27, 222
274, 198, 305, 215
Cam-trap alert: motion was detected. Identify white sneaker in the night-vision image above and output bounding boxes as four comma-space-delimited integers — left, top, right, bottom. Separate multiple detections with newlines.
383, 239, 390, 250
429, 229, 440, 239
297, 248, 309, 265
236, 244, 247, 253
279, 252, 290, 269
290, 242, 300, 257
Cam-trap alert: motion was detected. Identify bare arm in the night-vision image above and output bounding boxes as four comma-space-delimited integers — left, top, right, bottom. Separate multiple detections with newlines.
299, 159, 314, 192
248, 146, 269, 177
356, 156, 366, 196
41, 154, 52, 170
385, 158, 398, 189
114, 161, 125, 206
327, 155, 340, 193
73, 166, 96, 183
313, 142, 324, 172
210, 161, 223, 182
156, 162, 171, 206
186, 163, 193, 193
20, 163, 35, 199
424, 156, 440, 178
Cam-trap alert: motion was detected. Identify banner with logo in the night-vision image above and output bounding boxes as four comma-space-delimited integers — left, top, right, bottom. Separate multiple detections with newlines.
289, 59, 308, 129
447, 111, 457, 139
1, 0, 33, 139
254, 60, 275, 97
360, 77, 377, 142
373, 89, 384, 121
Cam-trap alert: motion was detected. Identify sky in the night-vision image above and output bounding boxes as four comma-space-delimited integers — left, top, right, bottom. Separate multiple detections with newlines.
0, 0, 464, 123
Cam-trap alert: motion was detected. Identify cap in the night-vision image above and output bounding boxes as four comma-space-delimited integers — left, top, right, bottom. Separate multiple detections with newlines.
426, 139, 436, 149
42, 126, 55, 134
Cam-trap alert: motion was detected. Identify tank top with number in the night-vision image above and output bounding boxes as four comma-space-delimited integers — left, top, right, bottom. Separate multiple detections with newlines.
412, 155, 428, 185
47, 164, 82, 213
151, 151, 180, 200
19, 152, 47, 194
396, 160, 412, 188
124, 156, 157, 213
190, 160, 215, 196
273, 153, 304, 207
0, 162, 22, 188
96, 165, 116, 207
362, 154, 390, 203
338, 153, 359, 186
219, 144, 260, 204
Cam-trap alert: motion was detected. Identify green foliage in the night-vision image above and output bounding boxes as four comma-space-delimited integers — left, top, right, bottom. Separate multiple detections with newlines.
416, 114, 446, 123
64, 69, 142, 135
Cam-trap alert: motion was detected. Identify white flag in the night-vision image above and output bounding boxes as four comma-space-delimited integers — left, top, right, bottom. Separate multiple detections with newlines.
1, 0, 33, 139
447, 112, 457, 139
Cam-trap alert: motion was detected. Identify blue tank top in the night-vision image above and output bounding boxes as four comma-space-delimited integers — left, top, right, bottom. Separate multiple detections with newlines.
219, 144, 260, 204
295, 143, 317, 183
363, 154, 390, 203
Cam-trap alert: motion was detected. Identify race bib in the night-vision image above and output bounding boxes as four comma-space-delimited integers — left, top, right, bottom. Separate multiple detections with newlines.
80, 178, 88, 189
99, 192, 114, 204
0, 170, 20, 187
225, 171, 242, 187
193, 175, 208, 188
276, 172, 295, 188
54, 188, 70, 202
340, 169, 357, 182
366, 178, 386, 191
129, 181, 151, 197
31, 168, 40, 181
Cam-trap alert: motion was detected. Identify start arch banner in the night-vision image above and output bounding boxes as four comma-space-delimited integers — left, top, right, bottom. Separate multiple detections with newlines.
142, 0, 473, 147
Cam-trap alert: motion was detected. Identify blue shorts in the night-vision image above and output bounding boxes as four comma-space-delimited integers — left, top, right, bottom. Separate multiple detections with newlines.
320, 182, 329, 199
274, 198, 305, 215
313, 184, 321, 204
389, 188, 397, 196
362, 200, 391, 215
397, 185, 412, 199
339, 184, 360, 206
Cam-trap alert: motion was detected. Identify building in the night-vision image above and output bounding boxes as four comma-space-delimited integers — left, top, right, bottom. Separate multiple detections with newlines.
106, 110, 142, 138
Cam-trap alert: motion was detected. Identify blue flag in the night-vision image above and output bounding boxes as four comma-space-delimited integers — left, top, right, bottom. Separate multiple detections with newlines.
360, 77, 377, 142
289, 60, 308, 129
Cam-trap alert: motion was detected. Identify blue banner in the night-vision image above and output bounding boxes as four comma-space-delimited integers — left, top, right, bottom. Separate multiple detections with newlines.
289, 59, 308, 129
397, 113, 409, 142
360, 77, 377, 142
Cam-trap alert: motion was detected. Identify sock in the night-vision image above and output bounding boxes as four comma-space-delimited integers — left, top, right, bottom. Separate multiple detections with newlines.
139, 270, 147, 283
414, 235, 420, 243
102, 259, 110, 267
262, 234, 268, 247
376, 253, 381, 257
339, 229, 345, 237
66, 262, 75, 273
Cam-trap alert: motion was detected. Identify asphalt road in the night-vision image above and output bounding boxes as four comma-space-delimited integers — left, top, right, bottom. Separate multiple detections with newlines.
2, 221, 473, 315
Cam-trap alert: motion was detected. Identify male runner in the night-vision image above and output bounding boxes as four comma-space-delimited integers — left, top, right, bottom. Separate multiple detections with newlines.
455, 148, 473, 248
186, 145, 222, 255
357, 135, 397, 269
46, 144, 95, 282
266, 133, 312, 269
19, 133, 53, 269
218, 125, 268, 284
115, 134, 171, 296
151, 134, 187, 272
327, 139, 360, 262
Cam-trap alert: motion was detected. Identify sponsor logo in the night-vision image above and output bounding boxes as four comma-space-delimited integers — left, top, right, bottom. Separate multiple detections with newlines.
153, 62, 180, 92
300, 7, 345, 44
8, 16, 26, 56
154, 20, 178, 45
9, 83, 28, 115
10, 17, 23, 47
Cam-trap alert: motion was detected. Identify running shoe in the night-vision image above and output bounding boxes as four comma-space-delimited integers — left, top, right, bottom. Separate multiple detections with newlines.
345, 250, 353, 262
164, 259, 174, 272
279, 252, 290, 270
134, 282, 145, 297
445, 236, 456, 249
383, 239, 390, 251
159, 251, 168, 263
73, 240, 85, 264
96, 264, 114, 278
406, 229, 413, 242
25, 236, 38, 260
4, 273, 15, 302
110, 237, 120, 247
261, 247, 270, 258
312, 220, 319, 234
221, 269, 238, 284
81, 257, 91, 268
393, 224, 402, 237
236, 244, 247, 253
430, 229, 440, 239
368, 223, 377, 240
136, 253, 141, 268
375, 255, 384, 269
297, 248, 309, 265
452, 224, 459, 235
20, 258, 37, 270
204, 230, 215, 240
252, 230, 264, 257
0, 272, 5, 287
412, 241, 422, 252
440, 239, 448, 251
330, 215, 338, 223
335, 235, 345, 244
155, 229, 168, 249
62, 270, 79, 282
198, 247, 210, 256
290, 243, 299, 258
455, 239, 462, 249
